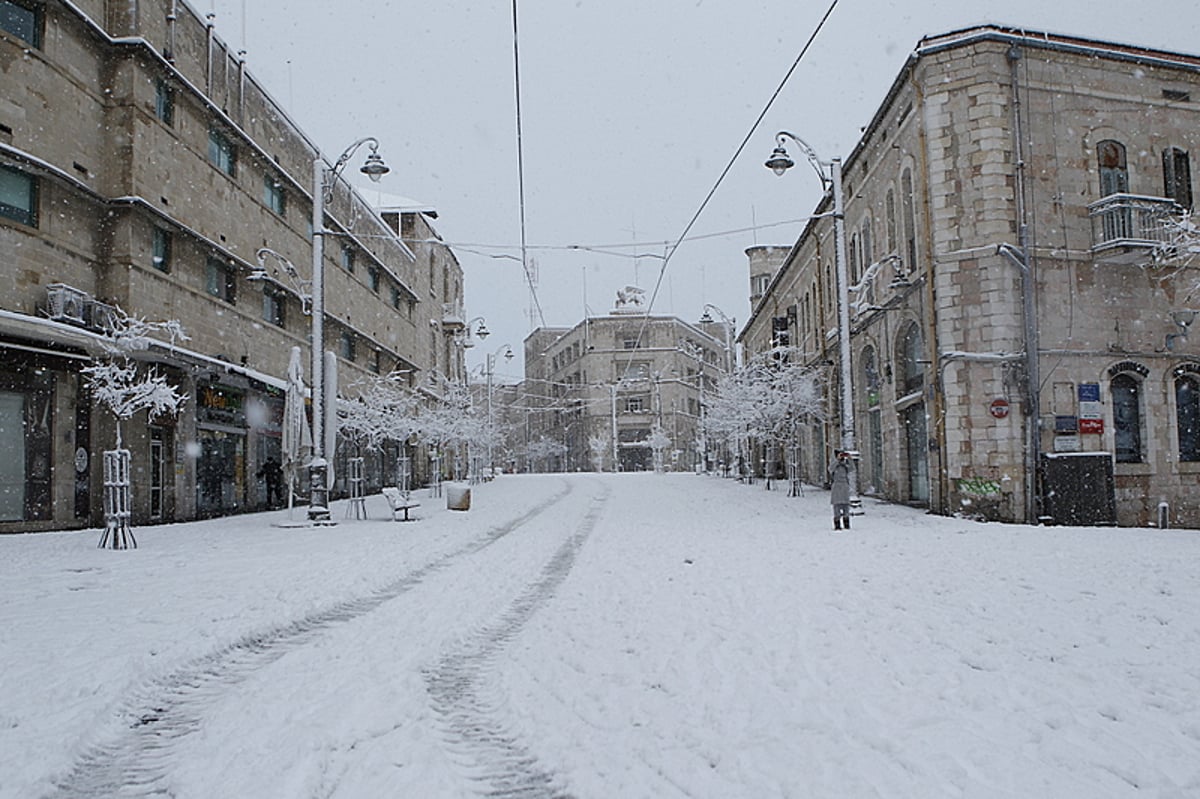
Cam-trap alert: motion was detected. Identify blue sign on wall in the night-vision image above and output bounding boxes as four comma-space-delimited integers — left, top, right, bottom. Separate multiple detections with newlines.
1078, 383, 1101, 403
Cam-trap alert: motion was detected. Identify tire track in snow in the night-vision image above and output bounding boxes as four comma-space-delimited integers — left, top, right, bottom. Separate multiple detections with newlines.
424, 480, 610, 799
46, 482, 574, 799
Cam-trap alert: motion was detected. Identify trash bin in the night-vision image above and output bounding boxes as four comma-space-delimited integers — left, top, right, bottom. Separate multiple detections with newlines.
446, 482, 471, 511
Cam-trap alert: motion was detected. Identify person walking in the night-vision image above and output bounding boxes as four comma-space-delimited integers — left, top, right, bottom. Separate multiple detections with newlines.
257, 456, 284, 508
828, 450, 852, 530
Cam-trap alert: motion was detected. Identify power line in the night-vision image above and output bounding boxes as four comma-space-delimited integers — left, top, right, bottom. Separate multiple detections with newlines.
623, 0, 841, 366
511, 0, 546, 331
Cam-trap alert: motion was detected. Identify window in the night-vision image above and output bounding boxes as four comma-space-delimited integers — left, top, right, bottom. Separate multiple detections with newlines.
751, 273, 771, 296
1098, 140, 1128, 197
1176, 374, 1200, 462
262, 175, 286, 215
369, 350, 381, 375
152, 227, 172, 272
341, 245, 355, 273
208, 128, 237, 176
262, 286, 285, 328
368, 265, 381, 293
901, 168, 917, 271
154, 79, 174, 126
860, 218, 873, 272
390, 285, 402, 310
1, 0, 41, 47
885, 189, 897, 255
339, 332, 356, 362
625, 396, 645, 413
1163, 147, 1192, 210
1112, 373, 1143, 463
898, 321, 924, 395
205, 257, 236, 304
0, 164, 38, 226
862, 345, 881, 408
848, 233, 859, 285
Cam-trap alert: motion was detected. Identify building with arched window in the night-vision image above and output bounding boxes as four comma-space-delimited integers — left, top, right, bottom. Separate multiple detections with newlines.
0, 0, 467, 531
741, 25, 1200, 527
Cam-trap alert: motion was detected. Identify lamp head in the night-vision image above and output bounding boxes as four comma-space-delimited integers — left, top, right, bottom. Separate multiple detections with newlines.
504, 346, 514, 361
247, 267, 268, 282
1170, 309, 1197, 330
765, 146, 794, 176
360, 151, 390, 183
475, 321, 490, 340
698, 311, 714, 324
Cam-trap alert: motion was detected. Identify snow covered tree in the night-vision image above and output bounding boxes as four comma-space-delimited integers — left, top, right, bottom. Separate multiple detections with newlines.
340, 371, 421, 452
648, 423, 671, 473
588, 435, 608, 472
702, 348, 824, 484
1154, 210, 1200, 300
82, 309, 187, 549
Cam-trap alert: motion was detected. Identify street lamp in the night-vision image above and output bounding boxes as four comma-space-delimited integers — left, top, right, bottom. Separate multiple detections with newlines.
699, 303, 737, 372
309, 137, 389, 521
486, 344, 513, 476
462, 317, 489, 348
766, 130, 859, 508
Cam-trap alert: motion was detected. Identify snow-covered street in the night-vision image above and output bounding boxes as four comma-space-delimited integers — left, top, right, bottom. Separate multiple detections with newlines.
2, 473, 1199, 798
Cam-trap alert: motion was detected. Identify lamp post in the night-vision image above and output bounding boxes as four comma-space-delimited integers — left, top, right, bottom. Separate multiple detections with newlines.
462, 317, 490, 348
308, 137, 389, 520
699, 304, 736, 372
766, 131, 858, 508
486, 344, 513, 476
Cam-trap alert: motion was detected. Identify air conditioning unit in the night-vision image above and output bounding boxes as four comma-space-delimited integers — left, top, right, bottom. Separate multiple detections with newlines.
86, 299, 118, 333
45, 284, 89, 326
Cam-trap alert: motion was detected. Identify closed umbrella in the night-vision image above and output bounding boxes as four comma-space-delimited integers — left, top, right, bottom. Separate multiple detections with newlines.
282, 346, 312, 514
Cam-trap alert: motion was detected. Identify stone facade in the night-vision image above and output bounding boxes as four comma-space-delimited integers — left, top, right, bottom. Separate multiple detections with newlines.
523, 300, 728, 473
0, 0, 466, 530
742, 26, 1200, 527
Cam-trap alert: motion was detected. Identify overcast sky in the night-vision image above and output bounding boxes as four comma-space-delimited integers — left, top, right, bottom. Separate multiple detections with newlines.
204, 0, 1198, 380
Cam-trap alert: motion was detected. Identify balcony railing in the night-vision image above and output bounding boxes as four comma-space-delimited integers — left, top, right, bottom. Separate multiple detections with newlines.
1089, 194, 1182, 263
442, 303, 465, 329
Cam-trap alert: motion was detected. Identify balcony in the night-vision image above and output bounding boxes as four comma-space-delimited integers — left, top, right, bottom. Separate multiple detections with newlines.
441, 303, 465, 331
1089, 194, 1182, 265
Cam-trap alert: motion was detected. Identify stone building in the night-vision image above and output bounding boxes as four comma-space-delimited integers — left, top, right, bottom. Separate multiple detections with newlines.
0, 0, 466, 530
741, 25, 1200, 527
523, 289, 730, 472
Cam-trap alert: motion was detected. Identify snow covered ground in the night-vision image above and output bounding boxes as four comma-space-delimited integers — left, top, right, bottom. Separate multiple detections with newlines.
2, 472, 1198, 798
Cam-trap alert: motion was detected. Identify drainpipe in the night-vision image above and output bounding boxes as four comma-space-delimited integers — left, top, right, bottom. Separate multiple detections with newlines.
1002, 43, 1042, 525
165, 0, 177, 63
205, 13, 215, 93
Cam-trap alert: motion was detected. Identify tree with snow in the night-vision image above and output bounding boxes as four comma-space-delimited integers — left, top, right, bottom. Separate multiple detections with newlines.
588, 435, 608, 472
1154, 210, 1200, 300
702, 348, 824, 487
82, 309, 188, 549
648, 423, 671, 473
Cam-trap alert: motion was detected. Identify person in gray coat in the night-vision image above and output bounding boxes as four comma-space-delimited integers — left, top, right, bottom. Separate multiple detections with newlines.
828, 450, 852, 530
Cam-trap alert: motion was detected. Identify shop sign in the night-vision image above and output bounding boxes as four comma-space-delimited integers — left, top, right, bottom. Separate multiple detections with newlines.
1079, 418, 1104, 434
197, 384, 246, 427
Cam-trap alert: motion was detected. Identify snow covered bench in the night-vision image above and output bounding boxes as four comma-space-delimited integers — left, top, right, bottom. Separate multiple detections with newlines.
381, 487, 420, 522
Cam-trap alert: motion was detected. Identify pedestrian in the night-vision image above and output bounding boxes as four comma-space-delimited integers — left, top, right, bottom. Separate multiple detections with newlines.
828, 450, 852, 530
257, 456, 283, 507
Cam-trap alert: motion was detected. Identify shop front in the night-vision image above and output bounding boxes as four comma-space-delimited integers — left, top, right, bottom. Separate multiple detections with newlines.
195, 383, 247, 517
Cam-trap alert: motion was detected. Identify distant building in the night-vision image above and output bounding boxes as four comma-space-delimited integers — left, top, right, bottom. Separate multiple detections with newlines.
523, 288, 731, 472
0, 0, 466, 530
741, 25, 1200, 526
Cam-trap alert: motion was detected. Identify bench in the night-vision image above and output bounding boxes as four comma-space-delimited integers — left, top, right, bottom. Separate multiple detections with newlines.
381, 487, 421, 521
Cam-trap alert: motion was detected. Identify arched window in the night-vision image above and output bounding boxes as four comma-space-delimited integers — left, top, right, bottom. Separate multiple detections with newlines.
1163, 146, 1193, 210
862, 345, 881, 408
885, 189, 898, 255
1111, 372, 1143, 463
898, 322, 924, 395
849, 233, 860, 285
1177, 374, 1200, 462
860, 217, 874, 271
1098, 139, 1129, 197
901, 169, 917, 271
